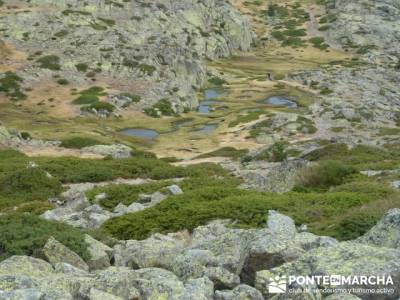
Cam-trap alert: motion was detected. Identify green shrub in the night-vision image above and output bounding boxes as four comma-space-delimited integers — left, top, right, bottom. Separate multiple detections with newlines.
0, 213, 90, 261
36, 55, 61, 71
331, 213, 379, 240
82, 101, 115, 112
72, 86, 106, 105
60, 137, 103, 149
101, 187, 374, 240
197, 147, 248, 160
0, 167, 62, 203
295, 160, 356, 191
208, 77, 227, 86
57, 78, 69, 85
144, 99, 175, 117
75, 63, 89, 72
0, 71, 26, 101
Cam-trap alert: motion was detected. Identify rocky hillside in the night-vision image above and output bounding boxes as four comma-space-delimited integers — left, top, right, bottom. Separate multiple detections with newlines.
0, 0, 252, 113
1, 0, 400, 299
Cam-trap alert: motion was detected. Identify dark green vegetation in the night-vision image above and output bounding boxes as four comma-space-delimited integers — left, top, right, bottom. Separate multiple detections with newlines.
0, 71, 26, 101
60, 137, 104, 149
0, 213, 90, 261
71, 86, 115, 113
196, 147, 248, 160
36, 55, 61, 71
102, 143, 400, 241
267, 4, 311, 48
1, 142, 399, 260
72, 86, 106, 105
144, 99, 176, 117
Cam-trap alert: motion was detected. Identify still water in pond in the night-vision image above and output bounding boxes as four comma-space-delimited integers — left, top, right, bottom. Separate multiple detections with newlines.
119, 128, 159, 139
261, 96, 297, 108
193, 124, 218, 134
197, 89, 224, 114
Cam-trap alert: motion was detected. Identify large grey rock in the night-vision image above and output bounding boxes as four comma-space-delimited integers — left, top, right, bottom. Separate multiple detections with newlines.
203, 267, 240, 290
89, 288, 124, 300
183, 277, 214, 300
113, 233, 185, 269
191, 221, 252, 274
54, 262, 89, 276
82, 144, 132, 159
215, 284, 264, 300
171, 249, 218, 279
133, 268, 185, 299
267, 210, 297, 238
0, 288, 43, 300
255, 241, 400, 299
85, 235, 112, 271
42, 237, 89, 271
0, 256, 54, 278
357, 208, 400, 249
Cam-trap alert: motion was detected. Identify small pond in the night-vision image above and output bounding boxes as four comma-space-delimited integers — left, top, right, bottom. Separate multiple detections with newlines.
260, 95, 297, 108
193, 124, 218, 134
119, 128, 159, 139
197, 89, 225, 114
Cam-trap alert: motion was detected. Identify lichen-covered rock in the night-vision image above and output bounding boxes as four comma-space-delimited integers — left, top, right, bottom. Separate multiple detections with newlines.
85, 235, 112, 271
82, 144, 132, 159
0, 256, 54, 278
183, 277, 214, 300
255, 241, 400, 299
42, 236, 89, 271
215, 284, 264, 300
54, 262, 89, 276
133, 268, 186, 299
113, 234, 185, 269
89, 288, 124, 300
267, 210, 297, 238
0, 288, 43, 300
191, 221, 252, 274
202, 267, 240, 290
357, 208, 400, 249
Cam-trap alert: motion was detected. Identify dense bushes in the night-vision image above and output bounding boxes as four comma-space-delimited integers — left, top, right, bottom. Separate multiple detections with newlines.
60, 137, 103, 149
295, 160, 356, 191
304, 144, 400, 170
0, 214, 90, 261
0, 167, 62, 204
101, 187, 375, 241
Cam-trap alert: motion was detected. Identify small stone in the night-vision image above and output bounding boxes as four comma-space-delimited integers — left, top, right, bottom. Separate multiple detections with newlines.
167, 184, 183, 195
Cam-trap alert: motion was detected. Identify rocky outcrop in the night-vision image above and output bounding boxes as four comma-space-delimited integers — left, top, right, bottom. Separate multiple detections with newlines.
2, 210, 399, 299
357, 208, 400, 249
41, 180, 181, 229
327, 0, 400, 59
42, 236, 89, 271
0, 0, 253, 113
223, 159, 307, 193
